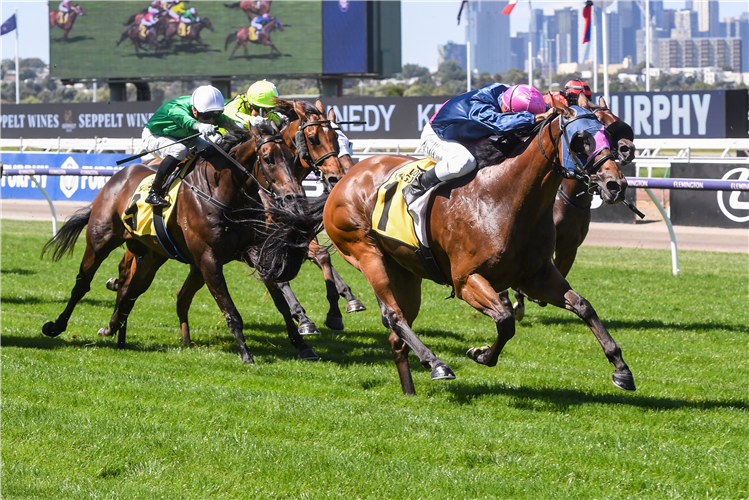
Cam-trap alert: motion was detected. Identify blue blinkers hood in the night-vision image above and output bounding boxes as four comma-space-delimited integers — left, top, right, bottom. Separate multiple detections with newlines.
560, 106, 610, 176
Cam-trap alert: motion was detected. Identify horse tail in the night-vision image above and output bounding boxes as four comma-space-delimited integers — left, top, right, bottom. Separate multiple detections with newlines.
124, 14, 136, 25
225, 31, 237, 51
117, 30, 129, 46
41, 205, 92, 262
249, 195, 328, 283
223, 2, 240, 8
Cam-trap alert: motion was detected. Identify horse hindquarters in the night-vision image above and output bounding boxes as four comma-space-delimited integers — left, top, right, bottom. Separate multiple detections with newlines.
518, 261, 636, 391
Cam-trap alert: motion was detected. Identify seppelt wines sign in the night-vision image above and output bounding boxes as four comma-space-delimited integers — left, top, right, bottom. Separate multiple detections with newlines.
2, 90, 746, 140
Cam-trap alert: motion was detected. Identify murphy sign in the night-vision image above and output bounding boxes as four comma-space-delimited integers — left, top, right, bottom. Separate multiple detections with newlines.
2, 90, 746, 140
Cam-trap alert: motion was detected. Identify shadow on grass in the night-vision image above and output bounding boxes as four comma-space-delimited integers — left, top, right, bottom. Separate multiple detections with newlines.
1, 296, 112, 307
531, 316, 749, 334
52, 35, 94, 43
1, 268, 37, 276
444, 381, 749, 411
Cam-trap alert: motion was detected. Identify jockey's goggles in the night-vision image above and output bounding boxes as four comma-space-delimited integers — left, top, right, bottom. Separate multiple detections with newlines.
197, 110, 222, 120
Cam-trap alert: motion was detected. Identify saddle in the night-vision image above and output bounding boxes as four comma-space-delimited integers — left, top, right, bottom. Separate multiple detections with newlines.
248, 26, 258, 41
178, 22, 191, 37
56, 11, 69, 24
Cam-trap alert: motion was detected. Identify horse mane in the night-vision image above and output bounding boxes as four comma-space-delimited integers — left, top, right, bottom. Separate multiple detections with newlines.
218, 123, 252, 152
273, 98, 321, 120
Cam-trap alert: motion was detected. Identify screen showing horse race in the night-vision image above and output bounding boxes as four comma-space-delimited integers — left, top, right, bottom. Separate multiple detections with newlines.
49, 0, 373, 79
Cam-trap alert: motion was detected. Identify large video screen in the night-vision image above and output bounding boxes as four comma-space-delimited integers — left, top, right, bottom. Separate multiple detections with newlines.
49, 1, 330, 79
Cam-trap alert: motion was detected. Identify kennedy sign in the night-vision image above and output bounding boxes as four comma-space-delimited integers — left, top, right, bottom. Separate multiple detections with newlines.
596, 89, 747, 139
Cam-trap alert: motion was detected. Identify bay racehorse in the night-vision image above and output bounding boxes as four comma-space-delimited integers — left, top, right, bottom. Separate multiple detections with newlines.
42, 124, 325, 364
117, 16, 169, 55
164, 18, 215, 48
509, 94, 636, 321
323, 100, 635, 395
49, 4, 85, 40
225, 16, 284, 59
224, 1, 273, 21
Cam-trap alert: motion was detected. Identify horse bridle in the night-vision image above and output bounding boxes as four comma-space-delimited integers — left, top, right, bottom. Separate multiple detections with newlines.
536, 110, 616, 193
286, 118, 339, 184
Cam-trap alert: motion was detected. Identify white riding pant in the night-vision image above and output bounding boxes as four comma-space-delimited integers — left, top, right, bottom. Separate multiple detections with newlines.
141, 127, 207, 161
418, 123, 477, 181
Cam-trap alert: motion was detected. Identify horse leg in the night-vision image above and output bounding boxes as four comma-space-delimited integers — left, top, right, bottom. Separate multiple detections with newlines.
275, 281, 320, 335
462, 274, 516, 368
102, 252, 166, 349
98, 251, 138, 336
309, 239, 366, 316
42, 235, 121, 338
520, 262, 636, 391
553, 247, 578, 279
307, 241, 344, 330
199, 256, 253, 364
512, 289, 526, 321
264, 281, 319, 360
384, 270, 422, 395
176, 266, 205, 346
356, 248, 454, 393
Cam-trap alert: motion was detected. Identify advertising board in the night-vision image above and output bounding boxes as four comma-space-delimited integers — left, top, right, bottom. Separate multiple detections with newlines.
670, 163, 749, 228
48, 1, 375, 80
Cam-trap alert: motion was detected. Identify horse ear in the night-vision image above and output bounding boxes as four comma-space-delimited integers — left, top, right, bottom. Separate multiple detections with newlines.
578, 92, 590, 109
293, 100, 308, 120
598, 96, 608, 108
315, 100, 325, 113
328, 107, 336, 122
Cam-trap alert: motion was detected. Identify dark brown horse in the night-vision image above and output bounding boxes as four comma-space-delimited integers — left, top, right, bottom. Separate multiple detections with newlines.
509, 94, 636, 321
42, 125, 325, 364
164, 17, 215, 47
49, 4, 85, 39
117, 16, 169, 55
224, 1, 273, 21
225, 16, 284, 59
323, 100, 635, 395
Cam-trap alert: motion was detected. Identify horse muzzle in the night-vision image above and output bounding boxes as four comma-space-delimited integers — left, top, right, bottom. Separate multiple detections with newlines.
597, 176, 628, 204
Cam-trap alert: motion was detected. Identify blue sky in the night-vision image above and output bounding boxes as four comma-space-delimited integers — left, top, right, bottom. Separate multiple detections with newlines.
2, 1, 749, 70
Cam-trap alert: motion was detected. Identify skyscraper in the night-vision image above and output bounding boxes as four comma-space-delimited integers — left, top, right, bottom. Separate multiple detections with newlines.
694, 0, 720, 37
555, 7, 578, 65
465, 0, 511, 74
618, 1, 642, 61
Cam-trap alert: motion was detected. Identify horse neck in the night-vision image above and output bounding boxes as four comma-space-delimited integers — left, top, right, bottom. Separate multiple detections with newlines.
484, 117, 565, 217
560, 177, 593, 208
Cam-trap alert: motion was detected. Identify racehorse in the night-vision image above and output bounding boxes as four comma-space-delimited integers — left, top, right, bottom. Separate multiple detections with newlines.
41, 124, 326, 364
509, 94, 636, 321
49, 3, 85, 40
225, 16, 284, 59
224, 1, 272, 21
163, 17, 215, 47
323, 99, 635, 395
117, 16, 169, 55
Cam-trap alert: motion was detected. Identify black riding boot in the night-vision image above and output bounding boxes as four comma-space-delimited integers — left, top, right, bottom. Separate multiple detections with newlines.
145, 155, 179, 207
403, 168, 441, 207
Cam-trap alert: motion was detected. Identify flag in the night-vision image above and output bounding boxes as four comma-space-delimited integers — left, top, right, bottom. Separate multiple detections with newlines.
0, 13, 16, 35
457, 0, 468, 25
502, 0, 518, 15
582, 0, 593, 43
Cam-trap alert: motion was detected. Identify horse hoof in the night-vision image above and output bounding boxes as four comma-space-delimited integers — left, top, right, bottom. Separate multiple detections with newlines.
467, 345, 489, 362
298, 348, 320, 361
97, 327, 112, 337
41, 321, 60, 337
346, 300, 366, 313
105, 278, 118, 292
298, 322, 320, 336
513, 302, 525, 322
612, 371, 636, 392
324, 315, 344, 331
431, 364, 456, 381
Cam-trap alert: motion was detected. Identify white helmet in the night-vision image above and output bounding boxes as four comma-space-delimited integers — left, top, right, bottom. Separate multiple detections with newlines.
191, 85, 224, 113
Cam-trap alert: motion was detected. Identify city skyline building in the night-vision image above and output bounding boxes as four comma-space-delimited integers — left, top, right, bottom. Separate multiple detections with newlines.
438, 41, 467, 70
465, 0, 511, 74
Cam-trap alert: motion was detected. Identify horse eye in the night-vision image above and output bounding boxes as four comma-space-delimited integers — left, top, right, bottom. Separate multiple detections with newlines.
308, 135, 320, 146
263, 155, 273, 164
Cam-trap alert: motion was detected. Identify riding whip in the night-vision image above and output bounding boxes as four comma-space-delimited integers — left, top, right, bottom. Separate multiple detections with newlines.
116, 132, 201, 165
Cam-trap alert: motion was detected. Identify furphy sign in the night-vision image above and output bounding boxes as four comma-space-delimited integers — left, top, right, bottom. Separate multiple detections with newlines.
597, 90, 748, 139
2, 102, 156, 139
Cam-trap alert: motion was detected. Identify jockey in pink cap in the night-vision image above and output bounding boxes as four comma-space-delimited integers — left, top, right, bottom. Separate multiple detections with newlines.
406, 83, 552, 218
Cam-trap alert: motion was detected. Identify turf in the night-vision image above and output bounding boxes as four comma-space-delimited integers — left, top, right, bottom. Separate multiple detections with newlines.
2, 219, 748, 499
49, 1, 322, 80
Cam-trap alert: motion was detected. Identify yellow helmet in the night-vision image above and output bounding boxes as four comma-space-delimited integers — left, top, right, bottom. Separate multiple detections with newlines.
246, 80, 278, 109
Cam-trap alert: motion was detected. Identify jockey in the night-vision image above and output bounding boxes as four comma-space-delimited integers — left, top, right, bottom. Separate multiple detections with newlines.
251, 13, 274, 31
141, 85, 233, 207
561, 79, 592, 106
140, 11, 159, 29
180, 7, 200, 24
147, 0, 161, 16
58, 0, 71, 13
167, 1, 186, 21
224, 80, 286, 129
405, 83, 551, 210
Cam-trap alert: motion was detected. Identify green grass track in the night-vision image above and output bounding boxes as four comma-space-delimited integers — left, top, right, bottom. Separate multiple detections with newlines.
2, 219, 747, 499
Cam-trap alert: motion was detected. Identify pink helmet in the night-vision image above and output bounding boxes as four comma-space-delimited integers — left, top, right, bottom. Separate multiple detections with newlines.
500, 84, 546, 114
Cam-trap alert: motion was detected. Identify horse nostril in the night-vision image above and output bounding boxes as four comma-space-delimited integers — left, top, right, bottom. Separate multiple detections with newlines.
328, 175, 341, 185
606, 181, 622, 194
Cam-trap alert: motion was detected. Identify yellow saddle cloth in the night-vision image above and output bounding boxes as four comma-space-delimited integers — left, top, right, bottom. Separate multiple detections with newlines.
122, 174, 183, 237
139, 24, 148, 38
371, 158, 436, 249
178, 22, 191, 37
248, 26, 258, 41
56, 12, 69, 24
